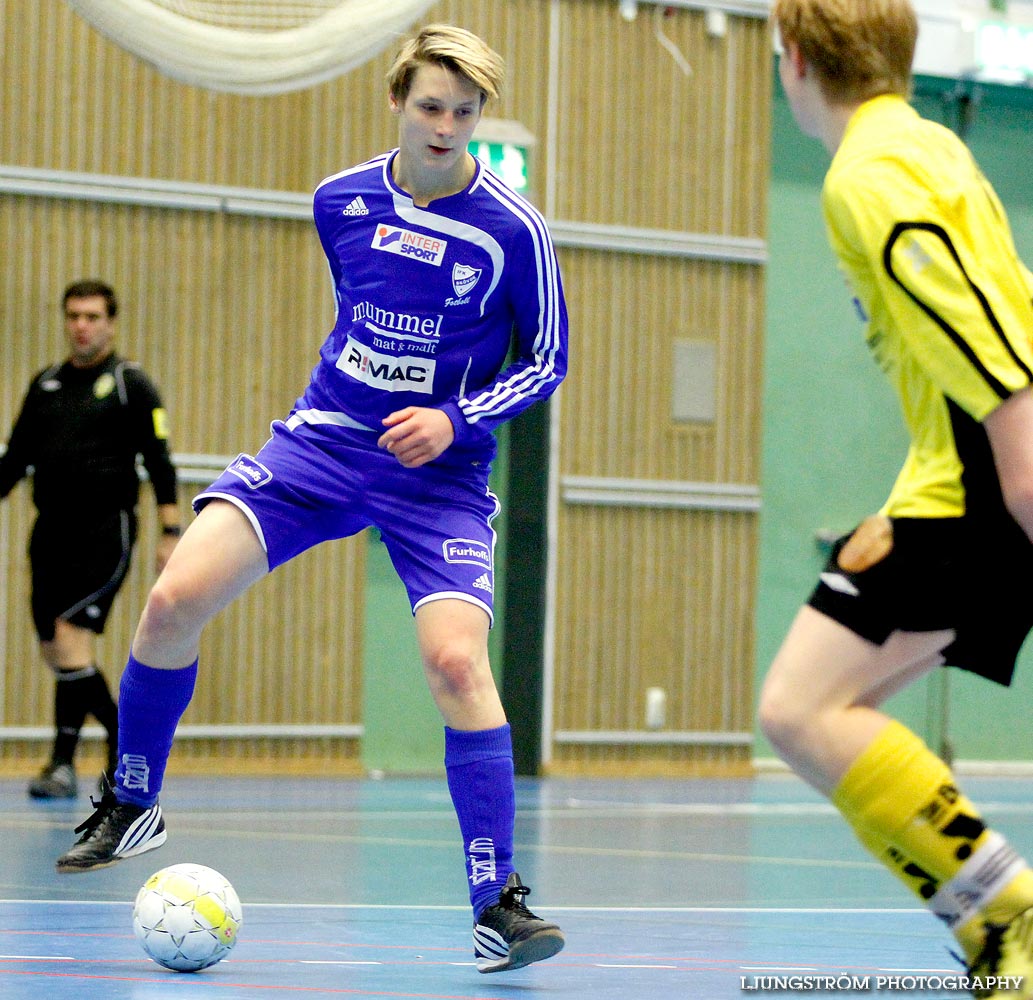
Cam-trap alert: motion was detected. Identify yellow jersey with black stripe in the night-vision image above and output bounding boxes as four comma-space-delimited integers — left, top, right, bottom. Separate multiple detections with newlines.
822, 95, 1033, 520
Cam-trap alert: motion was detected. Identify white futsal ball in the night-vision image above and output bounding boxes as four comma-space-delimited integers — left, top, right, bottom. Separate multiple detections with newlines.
132, 863, 242, 972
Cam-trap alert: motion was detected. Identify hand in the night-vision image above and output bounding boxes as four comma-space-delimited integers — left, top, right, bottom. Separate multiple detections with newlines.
378, 407, 455, 468
155, 532, 179, 574
837, 514, 893, 573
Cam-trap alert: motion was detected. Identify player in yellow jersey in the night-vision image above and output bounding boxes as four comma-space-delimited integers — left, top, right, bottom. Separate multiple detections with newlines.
762, 2, 1033, 997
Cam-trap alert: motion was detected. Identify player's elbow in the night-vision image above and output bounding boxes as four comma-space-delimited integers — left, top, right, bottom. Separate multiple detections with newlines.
1001, 482, 1033, 543
984, 387, 1033, 541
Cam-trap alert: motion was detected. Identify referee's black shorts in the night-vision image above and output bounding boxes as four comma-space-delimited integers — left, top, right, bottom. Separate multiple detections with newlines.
29, 509, 136, 642
807, 515, 1033, 686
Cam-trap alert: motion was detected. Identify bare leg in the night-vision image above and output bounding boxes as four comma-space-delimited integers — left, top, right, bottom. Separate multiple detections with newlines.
131, 500, 269, 668
758, 605, 953, 793
41, 620, 96, 669
415, 598, 504, 730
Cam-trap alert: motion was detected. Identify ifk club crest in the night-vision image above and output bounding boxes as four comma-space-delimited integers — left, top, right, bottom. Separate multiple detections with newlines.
452, 263, 482, 299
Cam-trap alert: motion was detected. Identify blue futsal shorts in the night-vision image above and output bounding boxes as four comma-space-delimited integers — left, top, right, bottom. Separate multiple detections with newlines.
194, 419, 500, 622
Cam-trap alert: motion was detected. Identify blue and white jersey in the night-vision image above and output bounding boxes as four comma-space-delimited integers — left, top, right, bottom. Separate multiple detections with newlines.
295, 149, 568, 465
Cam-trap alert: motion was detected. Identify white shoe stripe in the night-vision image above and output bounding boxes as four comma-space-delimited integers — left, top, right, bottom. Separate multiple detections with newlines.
117, 806, 162, 855
473, 925, 509, 960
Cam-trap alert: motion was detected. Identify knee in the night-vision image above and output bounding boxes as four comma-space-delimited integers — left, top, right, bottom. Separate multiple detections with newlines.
139, 574, 203, 640
423, 639, 485, 700
757, 675, 810, 758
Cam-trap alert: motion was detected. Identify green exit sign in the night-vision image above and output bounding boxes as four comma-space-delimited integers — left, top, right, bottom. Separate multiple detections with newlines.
976, 21, 1033, 79
469, 118, 535, 194
469, 140, 529, 192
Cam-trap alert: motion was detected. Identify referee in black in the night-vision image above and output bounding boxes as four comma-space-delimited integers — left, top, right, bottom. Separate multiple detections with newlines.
0, 279, 181, 798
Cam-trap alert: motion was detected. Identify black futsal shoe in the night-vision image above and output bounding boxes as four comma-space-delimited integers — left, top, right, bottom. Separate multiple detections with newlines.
473, 872, 565, 973
55, 779, 166, 873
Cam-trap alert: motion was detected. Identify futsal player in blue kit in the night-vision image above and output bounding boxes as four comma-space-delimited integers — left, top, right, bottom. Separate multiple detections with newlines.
56, 24, 567, 974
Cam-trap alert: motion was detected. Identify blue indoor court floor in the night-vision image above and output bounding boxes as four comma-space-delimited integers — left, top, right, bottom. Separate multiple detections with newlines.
4, 771, 1033, 998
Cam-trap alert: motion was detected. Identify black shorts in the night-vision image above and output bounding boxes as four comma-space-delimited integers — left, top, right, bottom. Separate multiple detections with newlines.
29, 509, 136, 642
807, 516, 1033, 686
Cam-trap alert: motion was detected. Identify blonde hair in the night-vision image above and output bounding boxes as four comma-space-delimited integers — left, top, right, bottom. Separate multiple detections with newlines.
772, 0, 917, 103
386, 24, 504, 108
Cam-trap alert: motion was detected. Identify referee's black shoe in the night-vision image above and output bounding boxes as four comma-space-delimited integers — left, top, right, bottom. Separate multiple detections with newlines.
473, 872, 565, 973
55, 778, 166, 873
28, 761, 77, 799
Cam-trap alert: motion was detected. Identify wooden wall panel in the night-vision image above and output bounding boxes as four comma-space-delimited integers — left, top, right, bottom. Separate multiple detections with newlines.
1, 5, 342, 188
551, 505, 756, 775
0, 489, 363, 774
544, 3, 770, 775
0, 198, 334, 453
0, 3, 554, 198
550, 248, 764, 776
558, 250, 765, 484
552, 3, 770, 235
0, 198, 364, 773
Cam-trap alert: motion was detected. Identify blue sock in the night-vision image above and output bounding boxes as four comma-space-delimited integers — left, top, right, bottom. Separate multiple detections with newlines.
114, 654, 197, 807
444, 724, 516, 919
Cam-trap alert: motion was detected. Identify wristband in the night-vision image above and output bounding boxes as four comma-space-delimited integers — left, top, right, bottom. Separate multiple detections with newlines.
161, 525, 182, 537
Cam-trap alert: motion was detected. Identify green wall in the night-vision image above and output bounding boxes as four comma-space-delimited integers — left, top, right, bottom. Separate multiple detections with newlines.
361, 426, 509, 774
757, 76, 1033, 763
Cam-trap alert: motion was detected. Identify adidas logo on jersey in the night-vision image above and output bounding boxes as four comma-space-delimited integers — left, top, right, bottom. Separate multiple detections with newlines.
472, 573, 493, 594
342, 196, 369, 216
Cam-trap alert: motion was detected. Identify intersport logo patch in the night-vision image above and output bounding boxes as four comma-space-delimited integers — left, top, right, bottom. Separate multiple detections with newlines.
371, 224, 447, 266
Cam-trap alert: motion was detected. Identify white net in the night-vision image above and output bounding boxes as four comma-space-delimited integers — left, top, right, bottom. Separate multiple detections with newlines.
145, 1, 352, 30
63, 0, 436, 95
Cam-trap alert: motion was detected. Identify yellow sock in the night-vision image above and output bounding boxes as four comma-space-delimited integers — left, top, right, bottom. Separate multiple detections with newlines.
848, 819, 985, 959
983, 870, 1033, 927
832, 720, 1033, 949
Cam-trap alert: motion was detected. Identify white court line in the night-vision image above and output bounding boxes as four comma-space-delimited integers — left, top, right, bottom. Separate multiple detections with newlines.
879, 968, 960, 973
556, 799, 1033, 818
0, 900, 931, 914
0, 955, 74, 960
743, 965, 959, 974
742, 966, 817, 971
8, 800, 1033, 830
